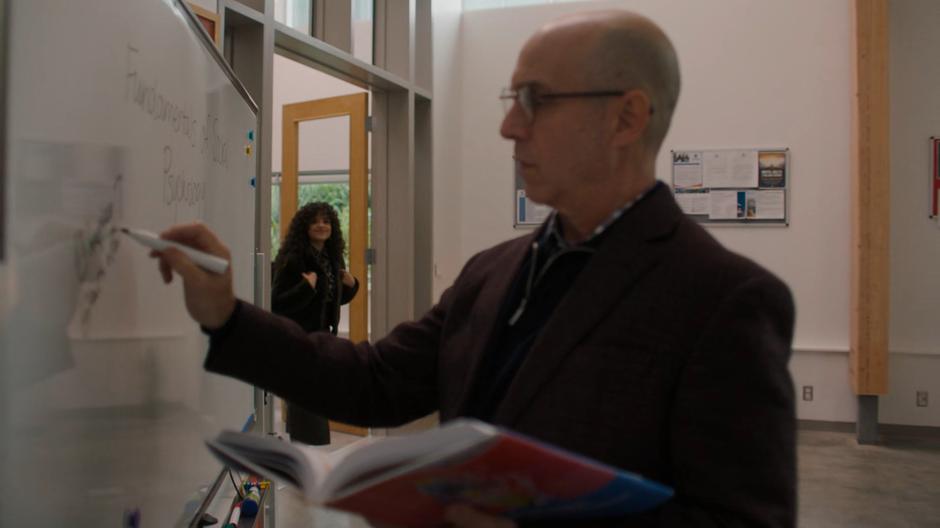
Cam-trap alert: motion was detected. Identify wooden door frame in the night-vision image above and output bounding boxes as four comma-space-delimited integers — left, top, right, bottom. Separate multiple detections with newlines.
281, 93, 369, 436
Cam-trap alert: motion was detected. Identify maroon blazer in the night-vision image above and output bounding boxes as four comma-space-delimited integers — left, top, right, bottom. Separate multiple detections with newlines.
206, 185, 796, 527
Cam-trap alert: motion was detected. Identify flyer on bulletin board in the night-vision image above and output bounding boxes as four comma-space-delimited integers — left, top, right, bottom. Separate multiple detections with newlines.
758, 151, 787, 188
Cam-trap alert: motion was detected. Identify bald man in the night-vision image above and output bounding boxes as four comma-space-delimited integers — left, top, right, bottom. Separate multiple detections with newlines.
156, 10, 795, 528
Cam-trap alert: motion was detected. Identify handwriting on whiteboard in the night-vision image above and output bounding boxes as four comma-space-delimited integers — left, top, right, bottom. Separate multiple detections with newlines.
162, 145, 205, 207
124, 45, 229, 170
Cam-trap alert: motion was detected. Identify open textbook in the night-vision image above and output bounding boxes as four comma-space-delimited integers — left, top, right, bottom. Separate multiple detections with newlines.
206, 418, 673, 527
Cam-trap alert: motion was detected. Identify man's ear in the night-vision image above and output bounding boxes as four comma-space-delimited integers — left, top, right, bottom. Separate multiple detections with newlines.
611, 89, 652, 147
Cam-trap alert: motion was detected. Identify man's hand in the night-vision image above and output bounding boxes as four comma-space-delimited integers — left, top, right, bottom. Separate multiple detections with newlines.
302, 271, 318, 289
151, 222, 236, 330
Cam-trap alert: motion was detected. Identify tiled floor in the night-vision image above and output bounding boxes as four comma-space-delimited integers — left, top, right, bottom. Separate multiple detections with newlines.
270, 426, 940, 527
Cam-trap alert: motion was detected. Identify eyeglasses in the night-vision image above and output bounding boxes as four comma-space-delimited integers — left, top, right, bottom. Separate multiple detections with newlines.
500, 84, 628, 124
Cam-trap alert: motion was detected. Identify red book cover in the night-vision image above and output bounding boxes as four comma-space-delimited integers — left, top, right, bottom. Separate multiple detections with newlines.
208, 419, 672, 527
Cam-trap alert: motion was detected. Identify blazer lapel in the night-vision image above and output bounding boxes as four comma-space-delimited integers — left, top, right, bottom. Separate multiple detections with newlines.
449, 229, 540, 418
492, 186, 683, 426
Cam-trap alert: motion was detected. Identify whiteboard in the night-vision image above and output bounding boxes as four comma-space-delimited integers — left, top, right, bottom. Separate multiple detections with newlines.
0, 0, 258, 525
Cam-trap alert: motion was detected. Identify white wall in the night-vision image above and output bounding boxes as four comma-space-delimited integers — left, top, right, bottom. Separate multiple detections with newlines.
271, 54, 367, 174
882, 0, 940, 427
432, 0, 915, 424
188, 0, 217, 13
431, 0, 465, 296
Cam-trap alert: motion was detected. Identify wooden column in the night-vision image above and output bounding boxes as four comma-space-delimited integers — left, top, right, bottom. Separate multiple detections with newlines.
851, 0, 890, 395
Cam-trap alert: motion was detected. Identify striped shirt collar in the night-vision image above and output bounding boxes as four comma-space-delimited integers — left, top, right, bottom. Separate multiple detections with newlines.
542, 181, 661, 249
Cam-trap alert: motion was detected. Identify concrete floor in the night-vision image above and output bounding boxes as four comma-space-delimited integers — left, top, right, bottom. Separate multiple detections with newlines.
797, 428, 940, 527
269, 426, 940, 527
7, 402, 936, 526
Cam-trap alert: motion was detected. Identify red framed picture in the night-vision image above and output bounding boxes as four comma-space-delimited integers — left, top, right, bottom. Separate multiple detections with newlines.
188, 3, 221, 49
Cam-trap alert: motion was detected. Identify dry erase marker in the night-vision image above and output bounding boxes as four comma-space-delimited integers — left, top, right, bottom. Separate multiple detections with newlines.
225, 502, 241, 528
120, 227, 229, 274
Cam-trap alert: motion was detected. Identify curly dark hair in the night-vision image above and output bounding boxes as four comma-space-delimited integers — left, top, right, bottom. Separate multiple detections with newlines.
274, 201, 346, 271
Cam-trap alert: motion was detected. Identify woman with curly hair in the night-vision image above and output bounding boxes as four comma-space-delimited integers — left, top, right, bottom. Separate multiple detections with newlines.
271, 201, 359, 445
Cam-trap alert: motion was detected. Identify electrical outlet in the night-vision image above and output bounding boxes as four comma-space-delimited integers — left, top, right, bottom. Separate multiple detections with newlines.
917, 391, 928, 407
802, 386, 814, 401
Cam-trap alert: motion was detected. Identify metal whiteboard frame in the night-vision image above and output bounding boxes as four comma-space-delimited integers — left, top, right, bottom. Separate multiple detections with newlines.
0, 0, 7, 262
173, 2, 268, 527
929, 137, 939, 219
671, 147, 790, 227
177, 0, 257, 114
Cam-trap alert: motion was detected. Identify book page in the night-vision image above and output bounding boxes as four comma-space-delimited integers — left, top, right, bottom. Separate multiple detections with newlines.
325, 436, 381, 470
212, 431, 331, 501
322, 420, 495, 500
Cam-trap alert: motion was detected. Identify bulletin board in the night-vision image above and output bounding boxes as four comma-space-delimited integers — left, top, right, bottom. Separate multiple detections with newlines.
671, 148, 789, 225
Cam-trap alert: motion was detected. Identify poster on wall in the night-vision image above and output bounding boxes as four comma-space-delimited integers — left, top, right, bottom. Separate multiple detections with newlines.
515, 189, 552, 227
672, 148, 789, 225
514, 169, 553, 228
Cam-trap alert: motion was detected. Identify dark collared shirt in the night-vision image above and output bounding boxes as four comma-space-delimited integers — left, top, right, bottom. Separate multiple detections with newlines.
465, 182, 660, 421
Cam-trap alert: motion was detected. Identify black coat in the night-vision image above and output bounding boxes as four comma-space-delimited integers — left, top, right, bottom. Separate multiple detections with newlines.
271, 246, 359, 334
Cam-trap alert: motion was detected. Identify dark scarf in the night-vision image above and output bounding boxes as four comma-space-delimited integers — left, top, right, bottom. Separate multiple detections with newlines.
308, 245, 335, 303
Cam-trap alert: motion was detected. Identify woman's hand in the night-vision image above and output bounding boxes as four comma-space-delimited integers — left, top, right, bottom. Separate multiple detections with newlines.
302, 271, 318, 289
341, 270, 356, 288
